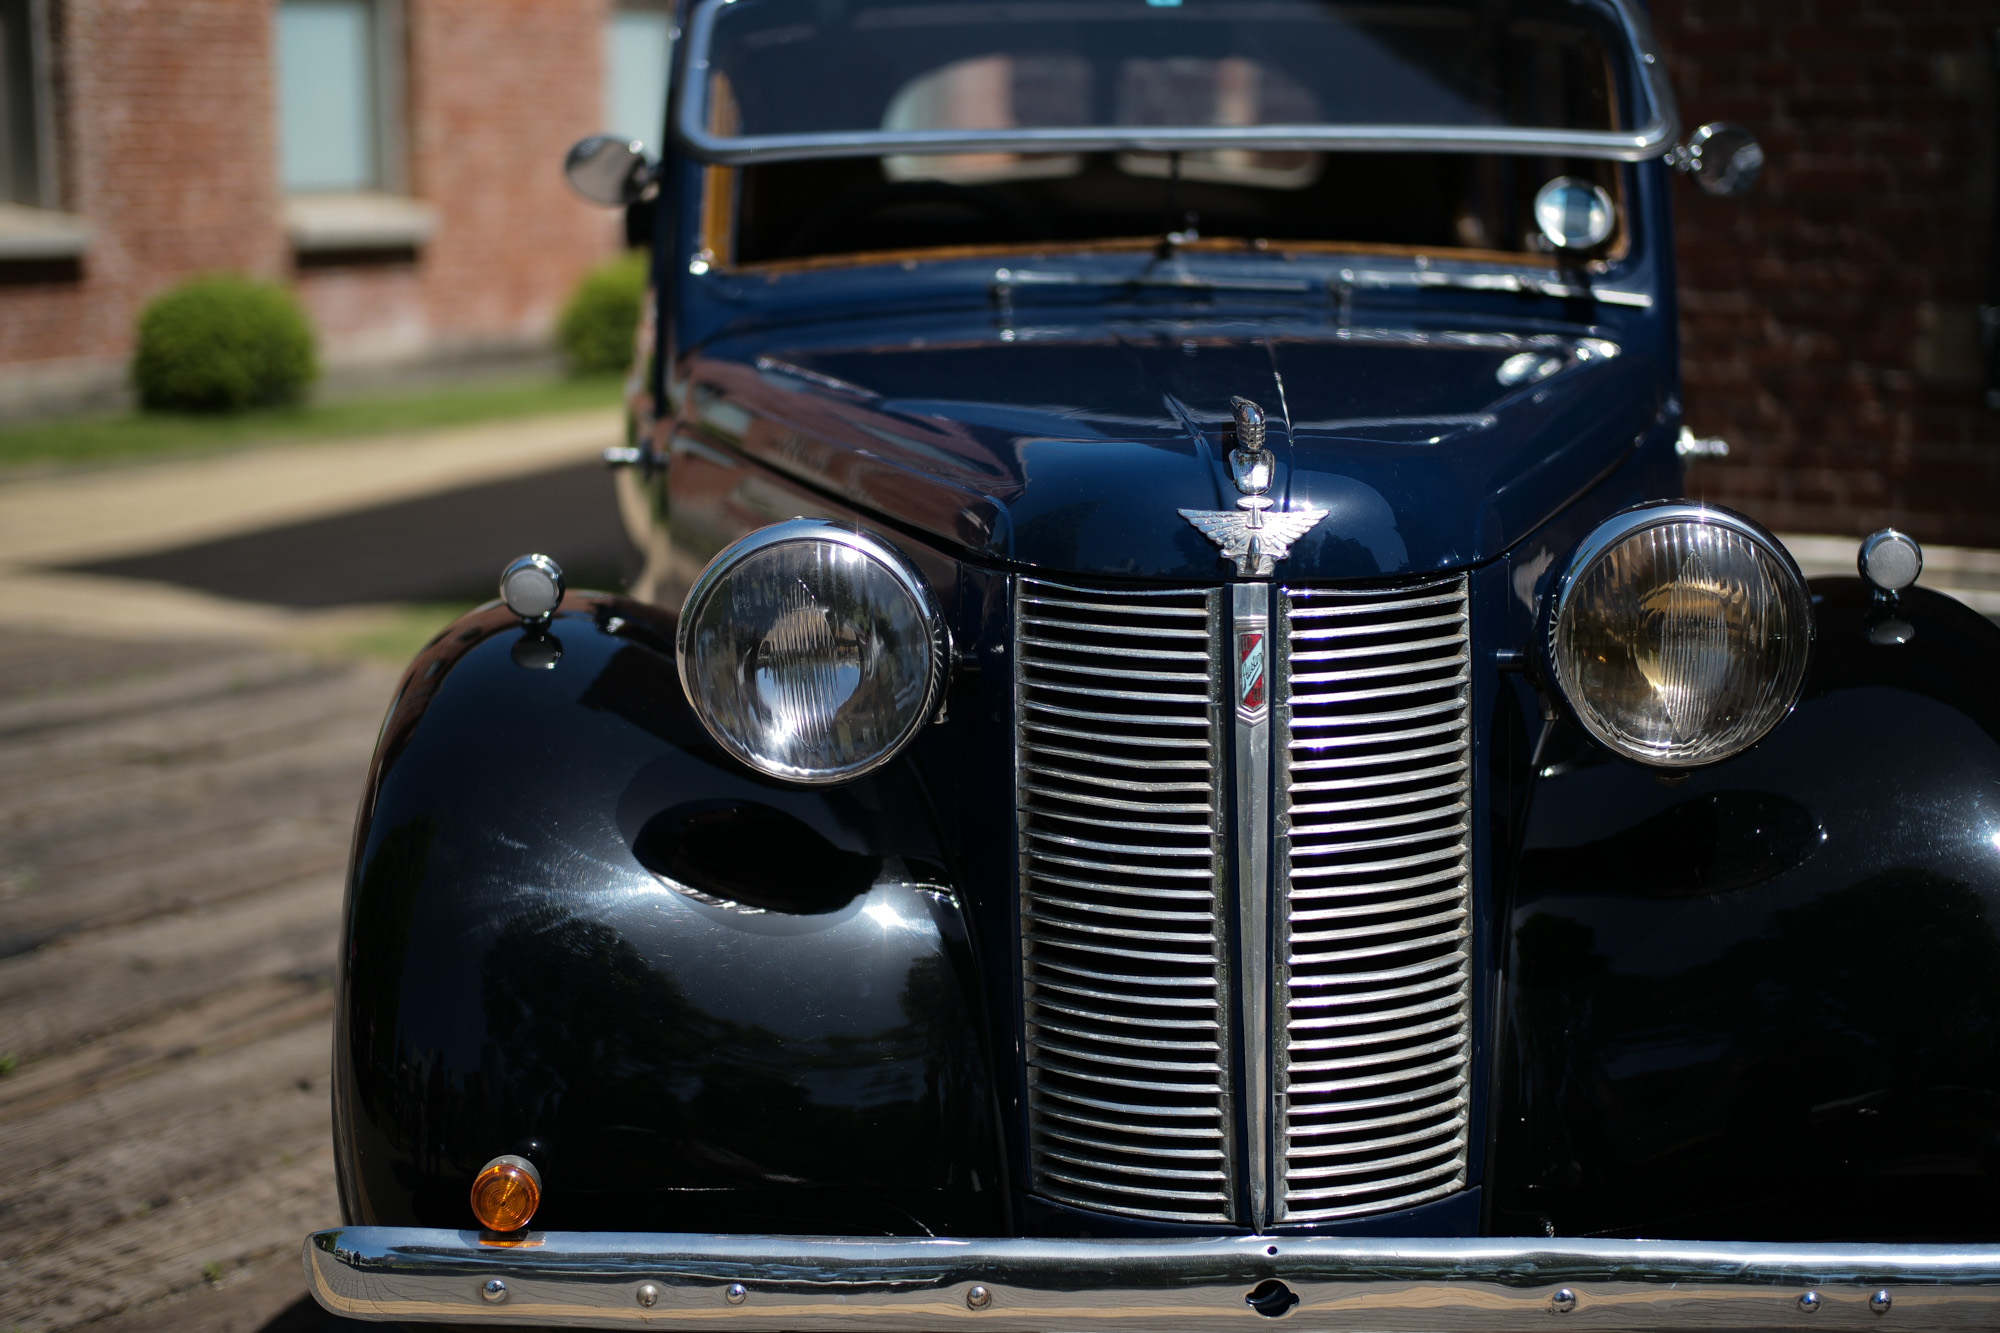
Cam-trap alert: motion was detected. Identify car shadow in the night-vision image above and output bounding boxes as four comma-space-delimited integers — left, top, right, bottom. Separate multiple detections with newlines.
63, 460, 639, 607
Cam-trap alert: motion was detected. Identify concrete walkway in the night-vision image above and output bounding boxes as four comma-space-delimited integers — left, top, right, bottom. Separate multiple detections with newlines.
0, 408, 621, 642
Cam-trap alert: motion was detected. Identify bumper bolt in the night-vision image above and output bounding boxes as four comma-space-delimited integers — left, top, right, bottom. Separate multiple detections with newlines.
967, 1286, 993, 1310
638, 1283, 659, 1308
1800, 1291, 1822, 1313
481, 1279, 508, 1304
1870, 1289, 1892, 1315
1551, 1288, 1577, 1314
725, 1283, 748, 1306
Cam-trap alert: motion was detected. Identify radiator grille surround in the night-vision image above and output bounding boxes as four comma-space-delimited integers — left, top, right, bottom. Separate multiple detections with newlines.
1014, 573, 1474, 1228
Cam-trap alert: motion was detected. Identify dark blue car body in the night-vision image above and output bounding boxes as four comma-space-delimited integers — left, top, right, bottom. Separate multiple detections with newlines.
327, 0, 2000, 1261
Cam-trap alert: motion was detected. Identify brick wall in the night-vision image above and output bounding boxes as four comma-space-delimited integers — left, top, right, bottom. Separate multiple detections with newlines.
1655, 0, 2000, 547
0, 0, 285, 376
405, 0, 613, 350
0, 0, 618, 406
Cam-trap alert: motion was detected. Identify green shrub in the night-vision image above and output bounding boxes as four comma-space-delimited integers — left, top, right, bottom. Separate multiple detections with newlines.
132, 275, 318, 412
556, 251, 649, 376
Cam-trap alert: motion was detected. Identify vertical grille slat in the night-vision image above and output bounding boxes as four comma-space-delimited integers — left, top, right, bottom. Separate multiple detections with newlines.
1277, 575, 1475, 1224
1017, 577, 1232, 1224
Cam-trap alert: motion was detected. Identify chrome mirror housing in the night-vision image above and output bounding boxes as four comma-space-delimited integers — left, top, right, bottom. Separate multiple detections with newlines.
1675, 123, 1765, 198
563, 135, 657, 208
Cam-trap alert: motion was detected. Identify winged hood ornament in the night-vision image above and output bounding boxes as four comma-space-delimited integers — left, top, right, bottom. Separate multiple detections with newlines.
1180, 396, 1327, 577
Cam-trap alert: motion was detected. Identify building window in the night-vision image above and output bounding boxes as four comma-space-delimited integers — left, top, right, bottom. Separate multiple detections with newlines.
0, 0, 53, 207
604, 3, 674, 156
276, 0, 431, 256
277, 0, 400, 193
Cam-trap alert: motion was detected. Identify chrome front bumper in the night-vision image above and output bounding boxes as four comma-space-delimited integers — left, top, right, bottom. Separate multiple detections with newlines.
304, 1227, 2000, 1329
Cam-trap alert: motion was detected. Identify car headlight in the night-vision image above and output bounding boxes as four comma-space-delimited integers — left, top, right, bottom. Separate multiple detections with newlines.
1547, 504, 1812, 768
677, 519, 949, 784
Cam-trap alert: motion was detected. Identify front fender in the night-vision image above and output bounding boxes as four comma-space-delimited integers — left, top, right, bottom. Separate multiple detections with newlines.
1491, 579, 2000, 1240
334, 595, 1005, 1237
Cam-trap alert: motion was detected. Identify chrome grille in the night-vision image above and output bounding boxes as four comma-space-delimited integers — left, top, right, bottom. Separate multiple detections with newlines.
1276, 576, 1474, 1221
1015, 577, 1232, 1224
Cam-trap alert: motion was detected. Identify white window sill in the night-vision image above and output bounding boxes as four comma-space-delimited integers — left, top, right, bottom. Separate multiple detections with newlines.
286, 192, 437, 253
0, 204, 93, 260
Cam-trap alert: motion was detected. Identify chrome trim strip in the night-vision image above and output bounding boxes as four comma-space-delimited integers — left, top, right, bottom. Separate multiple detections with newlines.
681, 121, 1682, 166
1022, 596, 1210, 616
305, 1227, 2000, 1329
1231, 581, 1274, 1229
1290, 610, 1466, 638
1041, 1127, 1226, 1159
1290, 592, 1466, 617
1289, 1095, 1470, 1135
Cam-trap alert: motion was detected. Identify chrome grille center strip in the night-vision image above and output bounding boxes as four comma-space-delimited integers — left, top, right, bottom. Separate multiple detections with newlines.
1231, 582, 1275, 1226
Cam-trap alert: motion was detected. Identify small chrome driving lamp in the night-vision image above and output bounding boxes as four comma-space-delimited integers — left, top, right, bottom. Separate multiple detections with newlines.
499, 554, 565, 626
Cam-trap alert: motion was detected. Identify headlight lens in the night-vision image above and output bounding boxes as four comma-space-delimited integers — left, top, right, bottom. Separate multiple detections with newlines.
677, 520, 947, 784
1550, 506, 1811, 768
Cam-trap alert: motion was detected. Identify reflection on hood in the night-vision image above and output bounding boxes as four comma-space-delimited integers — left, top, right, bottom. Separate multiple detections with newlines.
688, 313, 1666, 581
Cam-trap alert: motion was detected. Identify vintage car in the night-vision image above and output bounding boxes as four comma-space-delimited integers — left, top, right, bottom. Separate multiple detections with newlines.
303, 0, 2000, 1325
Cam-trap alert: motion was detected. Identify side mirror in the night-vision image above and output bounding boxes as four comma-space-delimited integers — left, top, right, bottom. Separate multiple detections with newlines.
1674, 122, 1765, 198
564, 135, 657, 208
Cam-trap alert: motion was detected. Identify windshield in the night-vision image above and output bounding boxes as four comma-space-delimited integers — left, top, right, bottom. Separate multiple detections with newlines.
681, 0, 1674, 164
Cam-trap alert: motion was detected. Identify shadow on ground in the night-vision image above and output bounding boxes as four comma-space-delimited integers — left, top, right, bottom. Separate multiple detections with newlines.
66, 460, 638, 606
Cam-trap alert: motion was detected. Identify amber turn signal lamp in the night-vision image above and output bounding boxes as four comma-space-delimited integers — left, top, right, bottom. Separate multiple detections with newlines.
470, 1154, 542, 1233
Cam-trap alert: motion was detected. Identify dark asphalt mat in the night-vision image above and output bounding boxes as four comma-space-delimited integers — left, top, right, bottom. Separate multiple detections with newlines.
64, 460, 640, 608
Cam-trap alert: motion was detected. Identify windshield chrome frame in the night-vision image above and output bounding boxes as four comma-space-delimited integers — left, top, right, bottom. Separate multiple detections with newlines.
676, 0, 1681, 166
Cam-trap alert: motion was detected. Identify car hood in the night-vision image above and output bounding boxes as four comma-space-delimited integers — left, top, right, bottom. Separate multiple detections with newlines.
685, 312, 1668, 582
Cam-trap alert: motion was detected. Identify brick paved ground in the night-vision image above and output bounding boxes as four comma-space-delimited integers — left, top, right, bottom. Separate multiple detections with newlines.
0, 415, 632, 1332
0, 630, 383, 1332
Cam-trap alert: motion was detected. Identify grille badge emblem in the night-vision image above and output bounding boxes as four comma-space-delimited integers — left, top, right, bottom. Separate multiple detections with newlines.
1237, 626, 1267, 719
1180, 395, 1327, 577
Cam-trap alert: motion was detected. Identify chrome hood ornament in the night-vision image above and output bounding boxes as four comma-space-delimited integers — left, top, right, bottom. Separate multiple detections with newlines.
1180, 396, 1327, 578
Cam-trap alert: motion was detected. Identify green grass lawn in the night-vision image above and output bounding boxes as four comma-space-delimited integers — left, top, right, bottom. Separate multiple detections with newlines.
310, 602, 484, 667
0, 373, 625, 472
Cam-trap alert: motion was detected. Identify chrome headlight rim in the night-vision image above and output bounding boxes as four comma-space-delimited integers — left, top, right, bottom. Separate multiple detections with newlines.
1545, 501, 1814, 770
675, 518, 950, 786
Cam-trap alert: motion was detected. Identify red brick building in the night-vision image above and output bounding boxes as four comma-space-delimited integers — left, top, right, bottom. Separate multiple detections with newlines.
0, 1, 1994, 545
0, 0, 658, 414
1655, 1, 1997, 548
